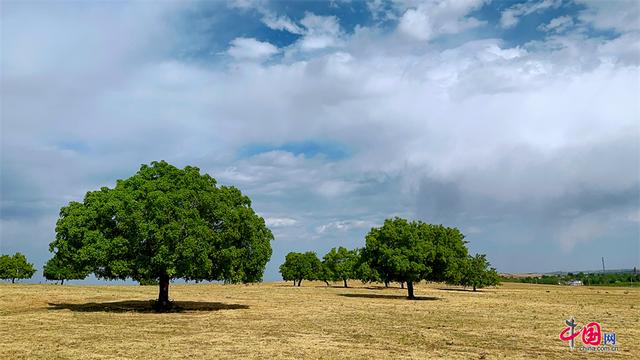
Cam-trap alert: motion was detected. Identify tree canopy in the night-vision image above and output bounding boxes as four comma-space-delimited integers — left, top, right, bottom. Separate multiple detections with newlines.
458, 254, 500, 291
43, 255, 85, 285
363, 217, 468, 299
47, 160, 273, 310
322, 246, 359, 287
279, 251, 323, 286
0, 252, 36, 283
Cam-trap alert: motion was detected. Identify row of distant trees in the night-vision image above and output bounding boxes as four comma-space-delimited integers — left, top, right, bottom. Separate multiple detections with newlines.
280, 218, 499, 298
501, 271, 640, 286
0, 252, 83, 284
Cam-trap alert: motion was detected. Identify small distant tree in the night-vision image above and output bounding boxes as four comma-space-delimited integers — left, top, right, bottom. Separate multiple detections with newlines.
459, 254, 500, 291
43, 255, 85, 285
323, 247, 359, 287
279, 251, 323, 286
364, 217, 468, 299
316, 262, 333, 286
0, 252, 36, 283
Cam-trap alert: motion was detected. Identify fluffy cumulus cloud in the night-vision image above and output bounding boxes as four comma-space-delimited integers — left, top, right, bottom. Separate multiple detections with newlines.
1, 0, 638, 282
397, 0, 486, 40
227, 37, 279, 61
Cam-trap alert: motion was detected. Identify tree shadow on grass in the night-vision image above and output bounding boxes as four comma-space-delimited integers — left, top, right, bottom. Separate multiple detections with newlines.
338, 293, 439, 301
364, 286, 403, 290
437, 288, 484, 292
47, 300, 249, 313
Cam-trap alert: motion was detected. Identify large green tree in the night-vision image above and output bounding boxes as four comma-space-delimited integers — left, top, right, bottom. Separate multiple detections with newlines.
459, 254, 500, 291
323, 246, 359, 288
363, 217, 468, 299
47, 161, 273, 310
279, 251, 323, 286
0, 252, 36, 283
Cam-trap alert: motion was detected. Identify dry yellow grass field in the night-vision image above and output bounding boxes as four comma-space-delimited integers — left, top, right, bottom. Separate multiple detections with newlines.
1, 281, 638, 359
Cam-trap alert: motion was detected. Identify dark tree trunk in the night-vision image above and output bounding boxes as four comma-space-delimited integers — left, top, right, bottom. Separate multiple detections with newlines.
407, 280, 415, 299
61, 279, 64, 285
473, 285, 477, 292
343, 279, 348, 288
324, 280, 330, 286
157, 273, 170, 311
11, 278, 15, 284
293, 280, 295, 286
297, 279, 302, 287
384, 280, 389, 288
401, 282, 404, 289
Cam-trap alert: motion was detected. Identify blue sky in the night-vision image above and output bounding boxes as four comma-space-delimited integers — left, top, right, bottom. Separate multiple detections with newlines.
1, 0, 639, 283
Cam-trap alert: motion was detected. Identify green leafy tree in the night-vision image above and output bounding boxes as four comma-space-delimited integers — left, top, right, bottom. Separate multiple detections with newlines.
363, 217, 468, 299
279, 251, 323, 286
323, 246, 359, 287
0, 252, 36, 283
43, 255, 85, 285
459, 254, 500, 291
316, 262, 333, 286
46, 161, 273, 311
354, 252, 381, 284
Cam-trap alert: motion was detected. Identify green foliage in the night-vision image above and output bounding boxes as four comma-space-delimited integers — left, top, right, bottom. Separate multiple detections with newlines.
458, 254, 499, 291
0, 252, 36, 283
322, 247, 359, 287
279, 251, 323, 286
354, 254, 381, 284
138, 278, 160, 286
43, 255, 85, 284
46, 161, 273, 303
363, 217, 468, 298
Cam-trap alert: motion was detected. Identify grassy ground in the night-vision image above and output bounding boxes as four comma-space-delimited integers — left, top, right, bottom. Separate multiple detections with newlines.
1, 281, 637, 359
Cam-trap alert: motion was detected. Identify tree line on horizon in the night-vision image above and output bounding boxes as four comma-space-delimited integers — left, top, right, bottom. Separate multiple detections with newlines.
280, 218, 500, 298
501, 271, 640, 287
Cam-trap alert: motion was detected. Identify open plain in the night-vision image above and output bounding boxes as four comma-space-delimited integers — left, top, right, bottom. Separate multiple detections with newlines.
1, 282, 638, 359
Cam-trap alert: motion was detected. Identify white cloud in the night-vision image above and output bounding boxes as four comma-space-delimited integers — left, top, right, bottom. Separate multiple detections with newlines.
538, 15, 574, 33
398, 0, 486, 41
227, 37, 279, 61
298, 13, 344, 51
316, 180, 359, 198
316, 220, 375, 234
265, 217, 298, 227
500, 0, 562, 29
576, 0, 640, 32
261, 13, 304, 34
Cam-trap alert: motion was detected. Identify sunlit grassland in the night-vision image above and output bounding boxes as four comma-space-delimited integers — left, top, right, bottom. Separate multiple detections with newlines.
1, 282, 638, 359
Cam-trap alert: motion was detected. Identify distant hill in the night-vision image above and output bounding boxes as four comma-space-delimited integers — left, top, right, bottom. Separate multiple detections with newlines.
545, 268, 637, 276
501, 268, 637, 278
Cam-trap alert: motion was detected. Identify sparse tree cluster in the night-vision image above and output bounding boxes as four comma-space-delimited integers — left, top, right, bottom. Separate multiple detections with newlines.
0, 252, 36, 283
2, 160, 500, 311
280, 217, 499, 299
